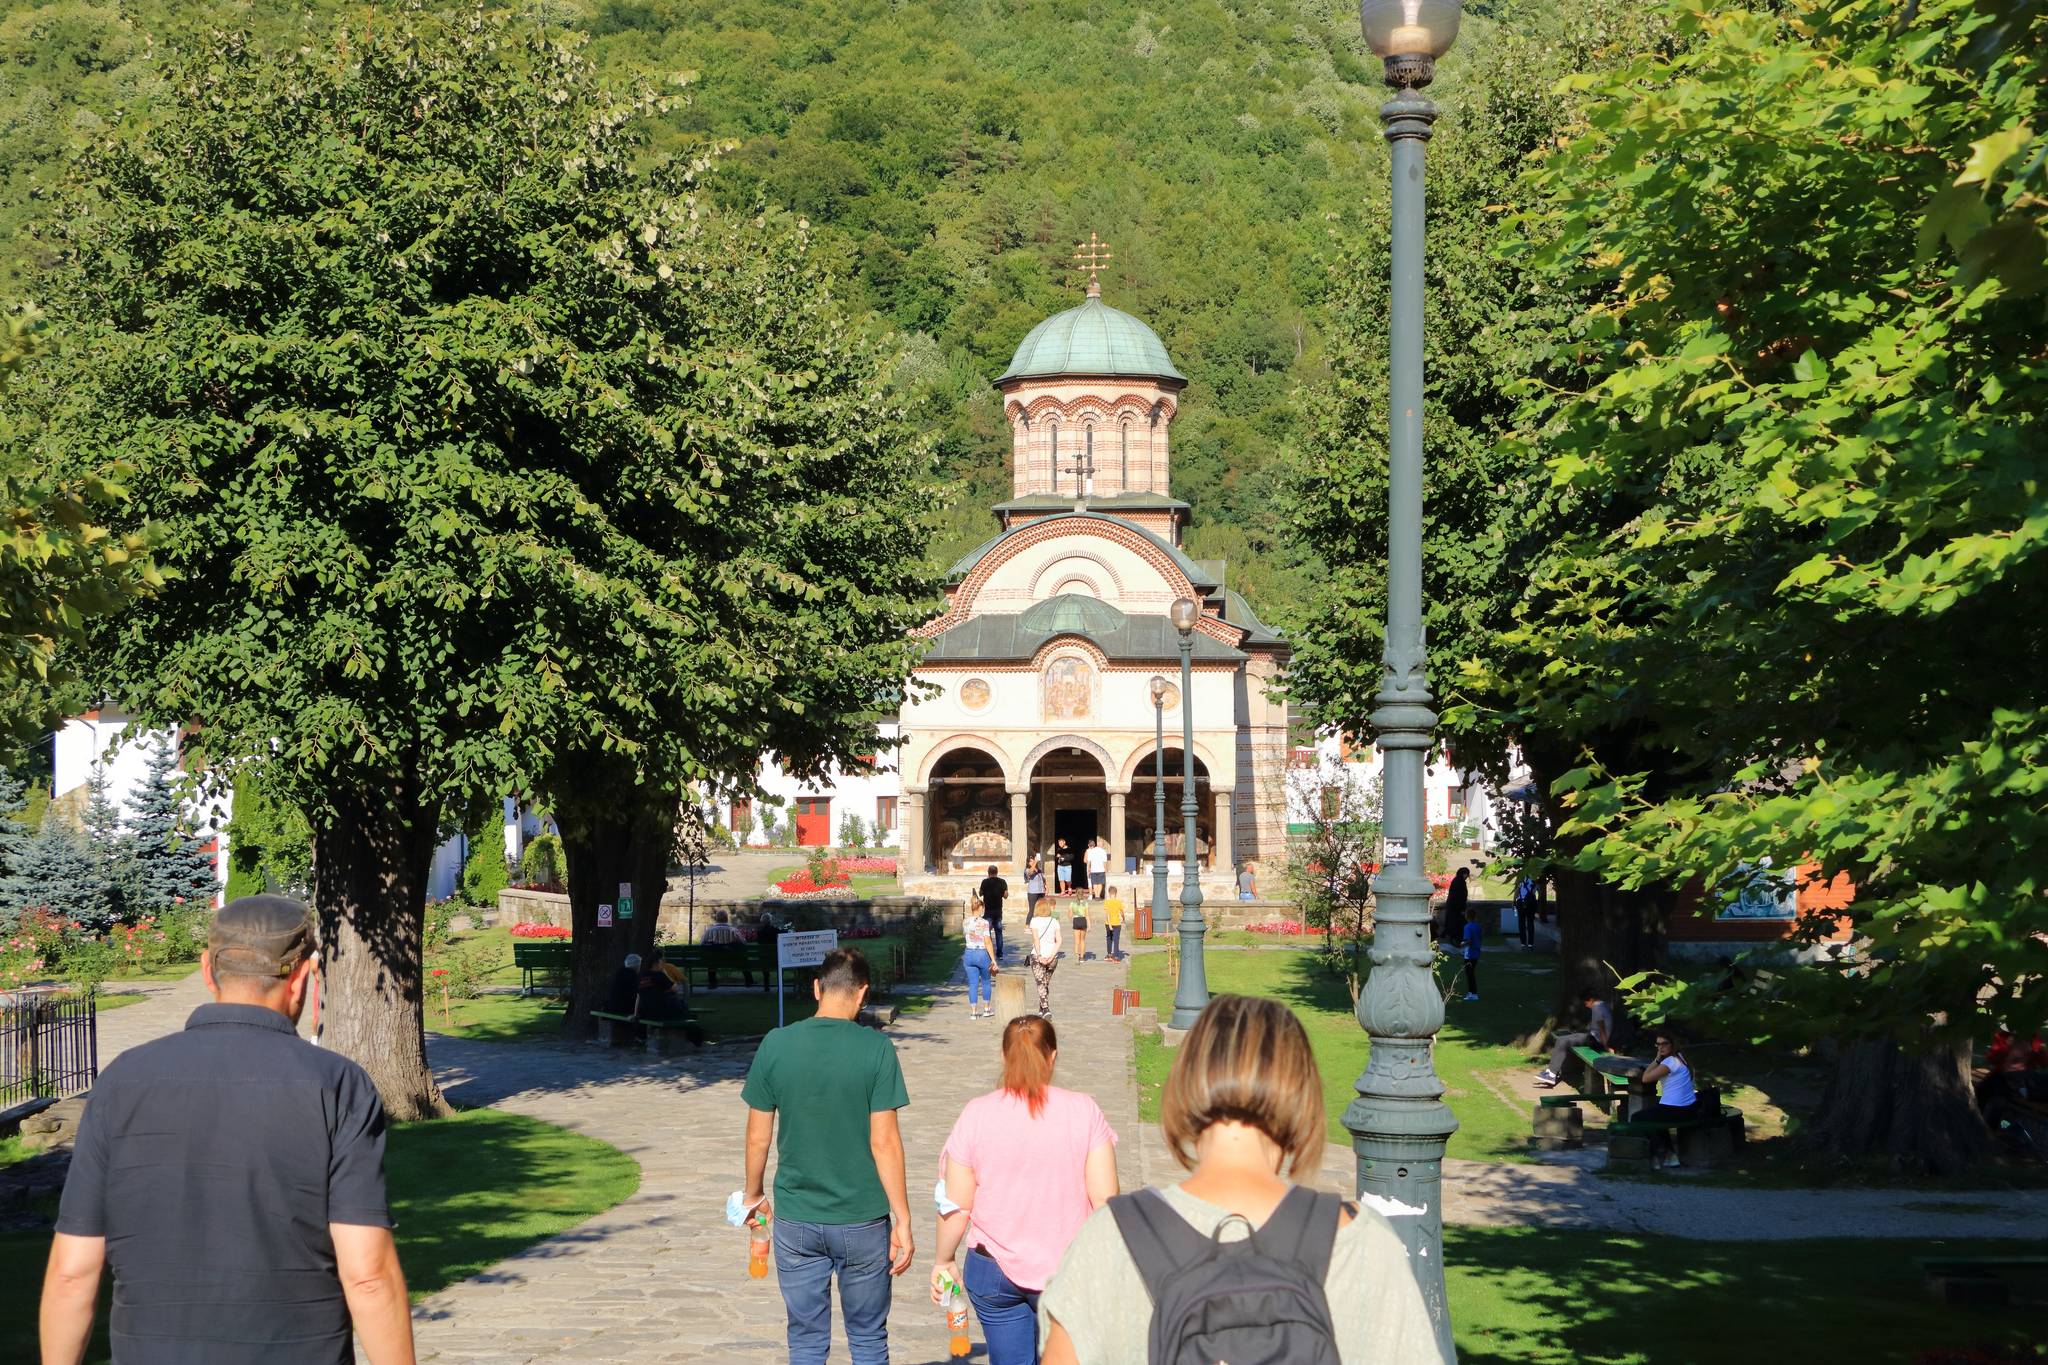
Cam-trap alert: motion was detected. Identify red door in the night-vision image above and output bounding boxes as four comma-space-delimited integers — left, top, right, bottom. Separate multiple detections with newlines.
795, 798, 831, 847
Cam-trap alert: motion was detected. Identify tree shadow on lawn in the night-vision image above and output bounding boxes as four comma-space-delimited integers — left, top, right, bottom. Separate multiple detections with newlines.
1445, 1226, 2044, 1364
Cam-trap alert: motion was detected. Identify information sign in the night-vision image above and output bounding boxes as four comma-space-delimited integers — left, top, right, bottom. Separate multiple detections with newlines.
597, 903, 614, 928
777, 930, 840, 969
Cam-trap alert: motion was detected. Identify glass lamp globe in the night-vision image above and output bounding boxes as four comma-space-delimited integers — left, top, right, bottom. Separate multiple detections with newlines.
1149, 675, 1169, 704
1169, 597, 1201, 634
1360, 0, 1461, 60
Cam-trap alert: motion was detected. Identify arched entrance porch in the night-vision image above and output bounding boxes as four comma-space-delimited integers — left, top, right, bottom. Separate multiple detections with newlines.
1129, 747, 1231, 874
1026, 743, 1115, 891
922, 746, 1014, 874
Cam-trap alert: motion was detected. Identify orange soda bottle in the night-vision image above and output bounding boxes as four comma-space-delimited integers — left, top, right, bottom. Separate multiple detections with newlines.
939, 1272, 970, 1357
747, 1210, 771, 1279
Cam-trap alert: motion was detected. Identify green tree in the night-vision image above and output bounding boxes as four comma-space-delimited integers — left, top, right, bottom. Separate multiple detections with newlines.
1492, 0, 2048, 1172
123, 732, 220, 915
221, 762, 313, 904
23, 7, 941, 1104
1281, 2, 1677, 1012
0, 766, 39, 926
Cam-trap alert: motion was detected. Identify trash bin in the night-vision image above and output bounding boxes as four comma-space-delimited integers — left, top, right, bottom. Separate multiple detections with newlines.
1134, 898, 1153, 940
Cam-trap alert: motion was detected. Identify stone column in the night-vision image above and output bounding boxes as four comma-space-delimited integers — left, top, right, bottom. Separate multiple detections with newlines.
1009, 790, 1029, 873
902, 791, 926, 875
1109, 790, 1127, 878
1213, 789, 1233, 880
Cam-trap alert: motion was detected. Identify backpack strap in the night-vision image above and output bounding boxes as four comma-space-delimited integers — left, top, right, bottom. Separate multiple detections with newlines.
1251, 1185, 1343, 1284
1108, 1189, 1217, 1304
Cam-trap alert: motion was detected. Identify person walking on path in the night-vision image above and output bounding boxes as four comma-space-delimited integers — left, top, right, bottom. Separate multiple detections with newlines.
1514, 872, 1541, 948
1028, 902, 1063, 1018
1025, 857, 1046, 920
930, 1017, 1119, 1365
1535, 987, 1615, 1088
1439, 866, 1470, 942
1037, 994, 1440, 1364
40, 895, 416, 1365
1071, 893, 1091, 963
741, 948, 914, 1365
963, 913, 997, 1020
1459, 907, 1483, 1001
978, 864, 1009, 961
1055, 837, 1075, 895
1101, 886, 1126, 962
1084, 838, 1109, 900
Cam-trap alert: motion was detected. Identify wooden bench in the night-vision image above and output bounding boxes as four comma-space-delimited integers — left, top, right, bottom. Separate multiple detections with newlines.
669, 944, 761, 990
590, 1009, 703, 1056
512, 941, 571, 995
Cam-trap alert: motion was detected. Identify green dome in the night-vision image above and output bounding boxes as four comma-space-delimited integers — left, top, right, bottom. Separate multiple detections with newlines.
1018, 593, 1128, 638
997, 292, 1185, 385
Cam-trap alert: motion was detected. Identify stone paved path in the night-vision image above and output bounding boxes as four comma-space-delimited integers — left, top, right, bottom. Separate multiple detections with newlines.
405, 946, 1141, 1364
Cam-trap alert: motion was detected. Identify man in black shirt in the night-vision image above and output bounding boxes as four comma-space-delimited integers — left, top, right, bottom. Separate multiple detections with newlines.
977, 865, 1008, 961
40, 896, 415, 1365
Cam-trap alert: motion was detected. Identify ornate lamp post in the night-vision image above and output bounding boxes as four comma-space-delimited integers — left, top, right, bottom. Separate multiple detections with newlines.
1149, 675, 1172, 944
1342, 2, 1463, 1359
1167, 596, 1209, 1029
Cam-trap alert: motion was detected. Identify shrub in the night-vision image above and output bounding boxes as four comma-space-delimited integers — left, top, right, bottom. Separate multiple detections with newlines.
459, 831, 510, 907
424, 899, 460, 953
63, 936, 121, 993
518, 832, 566, 890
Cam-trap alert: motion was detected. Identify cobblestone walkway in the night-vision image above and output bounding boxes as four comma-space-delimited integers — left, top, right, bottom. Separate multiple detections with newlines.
406, 947, 1141, 1365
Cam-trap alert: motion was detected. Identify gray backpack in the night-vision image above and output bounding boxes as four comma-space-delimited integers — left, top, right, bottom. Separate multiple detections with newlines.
1109, 1185, 1344, 1365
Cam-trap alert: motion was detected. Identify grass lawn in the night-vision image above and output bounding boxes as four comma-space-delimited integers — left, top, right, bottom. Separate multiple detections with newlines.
0, 1109, 637, 1363
1446, 1226, 2045, 1362
1131, 943, 1548, 1162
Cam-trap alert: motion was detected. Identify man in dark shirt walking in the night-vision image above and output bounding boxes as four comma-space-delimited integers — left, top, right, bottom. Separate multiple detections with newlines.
39, 896, 415, 1365
977, 864, 1008, 961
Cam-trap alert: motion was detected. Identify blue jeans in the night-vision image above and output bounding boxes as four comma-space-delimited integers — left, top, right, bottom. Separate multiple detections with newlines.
1104, 925, 1122, 959
963, 949, 993, 1009
964, 1246, 1040, 1365
774, 1216, 893, 1365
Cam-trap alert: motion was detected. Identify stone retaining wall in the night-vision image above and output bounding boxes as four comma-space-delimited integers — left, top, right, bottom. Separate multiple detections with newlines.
495, 887, 962, 940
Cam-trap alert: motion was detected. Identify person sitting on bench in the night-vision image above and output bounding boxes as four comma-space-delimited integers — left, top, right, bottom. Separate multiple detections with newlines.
700, 910, 757, 989
1534, 986, 1615, 1089
606, 954, 643, 1015
1634, 1031, 1700, 1169
636, 954, 691, 1023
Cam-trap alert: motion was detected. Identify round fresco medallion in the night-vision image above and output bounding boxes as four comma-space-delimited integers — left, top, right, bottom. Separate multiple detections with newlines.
1157, 683, 1180, 711
959, 677, 991, 711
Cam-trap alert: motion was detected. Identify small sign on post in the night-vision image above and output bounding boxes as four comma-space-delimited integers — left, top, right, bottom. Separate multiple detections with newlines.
617, 896, 635, 921
597, 903, 614, 928
1383, 836, 1409, 867
776, 929, 840, 1029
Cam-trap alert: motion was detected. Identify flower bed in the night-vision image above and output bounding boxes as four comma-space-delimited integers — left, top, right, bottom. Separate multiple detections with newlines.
771, 873, 855, 898
834, 856, 898, 874
1246, 919, 1310, 935
509, 922, 572, 939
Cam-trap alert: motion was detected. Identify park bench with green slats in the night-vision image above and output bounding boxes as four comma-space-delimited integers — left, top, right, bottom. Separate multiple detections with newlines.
512, 940, 571, 995
1535, 1045, 1632, 1119
669, 943, 761, 989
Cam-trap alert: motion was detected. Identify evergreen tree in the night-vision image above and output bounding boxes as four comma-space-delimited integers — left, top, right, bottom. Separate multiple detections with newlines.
0, 767, 38, 928
124, 734, 219, 915
6, 819, 109, 931
77, 765, 127, 929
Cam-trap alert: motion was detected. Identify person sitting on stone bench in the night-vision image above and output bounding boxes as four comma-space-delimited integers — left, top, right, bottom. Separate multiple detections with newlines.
1632, 1031, 1701, 1169
1534, 986, 1616, 1089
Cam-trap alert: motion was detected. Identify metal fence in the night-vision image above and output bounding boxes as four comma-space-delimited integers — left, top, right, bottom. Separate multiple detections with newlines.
1, 987, 98, 1112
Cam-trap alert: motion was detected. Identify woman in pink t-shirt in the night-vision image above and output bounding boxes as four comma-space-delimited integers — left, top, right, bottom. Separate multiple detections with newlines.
930, 1016, 1118, 1364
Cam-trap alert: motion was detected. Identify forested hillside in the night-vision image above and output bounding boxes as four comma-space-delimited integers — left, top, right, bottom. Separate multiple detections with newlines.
0, 0, 1557, 615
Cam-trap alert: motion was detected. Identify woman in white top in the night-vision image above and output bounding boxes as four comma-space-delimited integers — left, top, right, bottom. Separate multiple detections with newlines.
1038, 994, 1443, 1364
962, 912, 997, 1020
1027, 903, 1062, 1018
1636, 1031, 1701, 1168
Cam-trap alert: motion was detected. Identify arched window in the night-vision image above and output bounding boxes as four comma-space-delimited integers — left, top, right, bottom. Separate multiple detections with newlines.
1047, 419, 1059, 492
1120, 421, 1132, 491
1083, 424, 1095, 496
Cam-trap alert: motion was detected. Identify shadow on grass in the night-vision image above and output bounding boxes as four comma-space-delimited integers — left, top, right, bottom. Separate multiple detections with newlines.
1446, 1225, 2046, 1364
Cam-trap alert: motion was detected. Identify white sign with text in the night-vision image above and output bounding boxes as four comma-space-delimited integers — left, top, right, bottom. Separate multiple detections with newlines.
776, 929, 840, 969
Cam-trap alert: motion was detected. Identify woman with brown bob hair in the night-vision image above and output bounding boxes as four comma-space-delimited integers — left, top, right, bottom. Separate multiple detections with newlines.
1037, 995, 1442, 1364
929, 1016, 1118, 1364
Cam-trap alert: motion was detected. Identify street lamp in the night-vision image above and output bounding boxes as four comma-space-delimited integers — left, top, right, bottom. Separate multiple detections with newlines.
1149, 675, 1172, 947
1343, 2, 1463, 1359
1167, 596, 1209, 1029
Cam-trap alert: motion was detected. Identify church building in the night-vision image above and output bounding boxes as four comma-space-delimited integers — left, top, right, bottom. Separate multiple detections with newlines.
894, 268, 1291, 892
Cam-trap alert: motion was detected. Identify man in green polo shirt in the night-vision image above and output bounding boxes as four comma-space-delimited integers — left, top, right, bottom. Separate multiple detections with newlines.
741, 947, 911, 1365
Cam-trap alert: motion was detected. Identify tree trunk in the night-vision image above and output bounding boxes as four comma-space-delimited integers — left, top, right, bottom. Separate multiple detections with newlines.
560, 785, 679, 1036
311, 780, 450, 1121
1806, 1036, 1988, 1176
1551, 865, 1669, 1020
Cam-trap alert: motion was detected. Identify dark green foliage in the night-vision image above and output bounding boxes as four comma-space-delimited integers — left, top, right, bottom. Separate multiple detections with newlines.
4, 817, 106, 930
518, 830, 565, 890
221, 762, 312, 903
459, 829, 510, 909
122, 733, 219, 914
0, 767, 33, 915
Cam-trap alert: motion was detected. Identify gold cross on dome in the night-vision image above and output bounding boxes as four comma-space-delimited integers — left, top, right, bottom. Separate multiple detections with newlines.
1072, 232, 1112, 296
